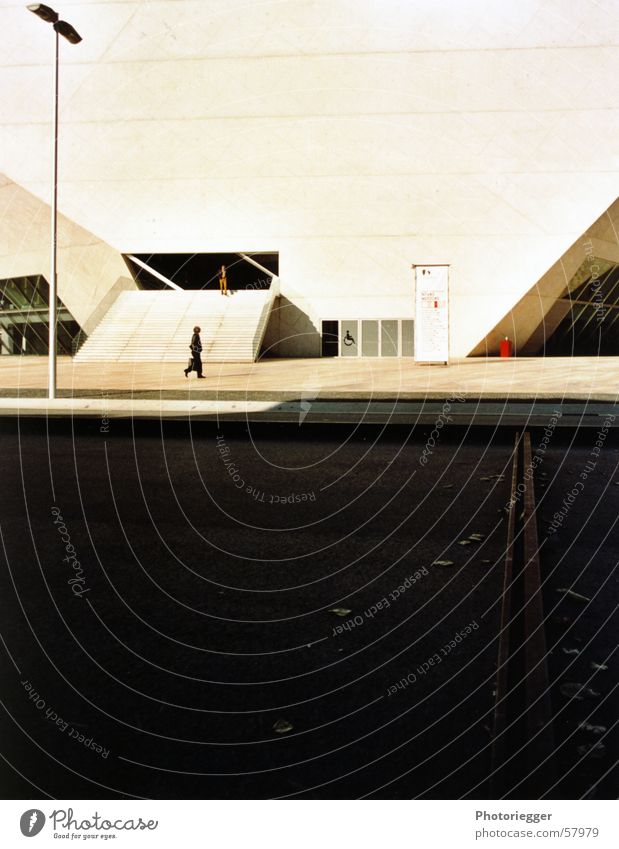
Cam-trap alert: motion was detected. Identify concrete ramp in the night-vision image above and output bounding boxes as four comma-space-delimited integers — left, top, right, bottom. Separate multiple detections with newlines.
74, 287, 276, 363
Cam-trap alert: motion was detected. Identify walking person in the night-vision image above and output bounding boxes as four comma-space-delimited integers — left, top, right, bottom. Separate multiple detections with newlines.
218, 264, 228, 296
184, 326, 205, 379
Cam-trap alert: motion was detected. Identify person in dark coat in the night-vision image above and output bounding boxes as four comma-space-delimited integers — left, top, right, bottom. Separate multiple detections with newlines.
184, 325, 205, 378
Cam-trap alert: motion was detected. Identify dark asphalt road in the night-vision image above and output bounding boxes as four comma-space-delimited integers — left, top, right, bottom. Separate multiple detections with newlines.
0, 418, 616, 799
535, 432, 618, 799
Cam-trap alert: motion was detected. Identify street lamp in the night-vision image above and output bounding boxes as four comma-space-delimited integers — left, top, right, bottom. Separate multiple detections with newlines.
27, 4, 82, 400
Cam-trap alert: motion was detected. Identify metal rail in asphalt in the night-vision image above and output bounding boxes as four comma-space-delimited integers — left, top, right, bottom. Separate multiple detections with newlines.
491, 432, 555, 798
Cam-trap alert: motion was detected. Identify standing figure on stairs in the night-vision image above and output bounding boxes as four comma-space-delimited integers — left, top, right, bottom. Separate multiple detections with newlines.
218, 264, 228, 296
184, 326, 205, 379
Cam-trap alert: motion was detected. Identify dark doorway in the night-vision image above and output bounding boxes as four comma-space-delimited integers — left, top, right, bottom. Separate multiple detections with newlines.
321, 320, 339, 357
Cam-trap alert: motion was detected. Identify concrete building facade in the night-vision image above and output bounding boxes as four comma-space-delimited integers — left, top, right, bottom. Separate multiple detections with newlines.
1, 0, 618, 358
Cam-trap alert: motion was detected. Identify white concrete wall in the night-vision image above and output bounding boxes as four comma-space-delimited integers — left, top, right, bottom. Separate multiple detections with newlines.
1, 0, 618, 355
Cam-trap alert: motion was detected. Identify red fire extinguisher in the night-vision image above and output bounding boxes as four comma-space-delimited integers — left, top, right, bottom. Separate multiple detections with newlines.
499, 336, 513, 358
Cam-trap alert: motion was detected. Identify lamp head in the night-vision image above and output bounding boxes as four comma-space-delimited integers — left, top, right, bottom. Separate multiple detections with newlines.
54, 19, 82, 44
27, 5, 83, 43
27, 4, 59, 23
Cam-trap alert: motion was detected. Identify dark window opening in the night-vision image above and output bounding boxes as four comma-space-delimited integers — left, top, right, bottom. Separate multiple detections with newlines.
126, 253, 279, 291
0, 275, 83, 355
543, 263, 619, 356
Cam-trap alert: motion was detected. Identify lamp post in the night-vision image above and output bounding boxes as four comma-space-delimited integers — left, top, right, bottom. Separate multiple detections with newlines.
27, 4, 81, 400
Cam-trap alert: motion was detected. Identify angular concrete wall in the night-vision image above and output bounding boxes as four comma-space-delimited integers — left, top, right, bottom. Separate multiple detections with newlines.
0, 175, 134, 335
470, 199, 619, 356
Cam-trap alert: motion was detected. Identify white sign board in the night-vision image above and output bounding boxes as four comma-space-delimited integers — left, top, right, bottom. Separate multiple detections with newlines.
414, 264, 450, 363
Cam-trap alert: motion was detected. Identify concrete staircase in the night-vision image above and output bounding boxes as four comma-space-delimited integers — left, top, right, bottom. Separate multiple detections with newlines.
73, 287, 276, 363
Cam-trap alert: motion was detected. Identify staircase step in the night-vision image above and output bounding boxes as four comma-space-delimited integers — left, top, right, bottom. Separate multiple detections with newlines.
74, 289, 274, 364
